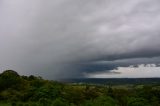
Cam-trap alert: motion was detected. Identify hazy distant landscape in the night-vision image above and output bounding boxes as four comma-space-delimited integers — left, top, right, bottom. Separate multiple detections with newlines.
64, 78, 160, 85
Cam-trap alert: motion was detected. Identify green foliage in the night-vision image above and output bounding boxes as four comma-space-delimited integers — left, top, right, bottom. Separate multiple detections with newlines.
63, 86, 85, 104
83, 85, 100, 100
52, 98, 69, 106
127, 97, 149, 106
39, 98, 51, 106
0, 70, 21, 91
0, 70, 160, 106
81, 96, 116, 106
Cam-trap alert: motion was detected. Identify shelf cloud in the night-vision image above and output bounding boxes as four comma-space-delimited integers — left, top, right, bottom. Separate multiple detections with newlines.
0, 0, 160, 79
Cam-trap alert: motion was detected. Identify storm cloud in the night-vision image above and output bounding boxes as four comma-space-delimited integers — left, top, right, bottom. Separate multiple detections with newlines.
0, 0, 160, 79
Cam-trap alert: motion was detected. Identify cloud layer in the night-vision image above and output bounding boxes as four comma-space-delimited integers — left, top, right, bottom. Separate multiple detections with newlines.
86, 64, 160, 78
0, 0, 160, 79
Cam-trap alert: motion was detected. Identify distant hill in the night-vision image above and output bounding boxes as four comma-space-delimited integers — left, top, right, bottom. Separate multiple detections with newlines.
63, 78, 160, 85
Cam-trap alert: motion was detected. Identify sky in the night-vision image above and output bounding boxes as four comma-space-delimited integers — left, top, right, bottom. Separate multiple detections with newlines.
0, 0, 160, 79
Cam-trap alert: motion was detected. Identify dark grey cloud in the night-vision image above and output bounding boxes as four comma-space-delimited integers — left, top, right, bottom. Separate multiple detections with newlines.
0, 0, 160, 79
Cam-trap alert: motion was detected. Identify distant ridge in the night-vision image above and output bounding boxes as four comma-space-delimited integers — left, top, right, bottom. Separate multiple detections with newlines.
62, 78, 160, 85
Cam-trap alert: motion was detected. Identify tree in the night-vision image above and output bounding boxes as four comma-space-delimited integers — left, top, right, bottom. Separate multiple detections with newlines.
0, 70, 21, 91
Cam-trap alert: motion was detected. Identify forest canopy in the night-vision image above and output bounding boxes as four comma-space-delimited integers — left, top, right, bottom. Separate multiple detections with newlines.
0, 70, 160, 106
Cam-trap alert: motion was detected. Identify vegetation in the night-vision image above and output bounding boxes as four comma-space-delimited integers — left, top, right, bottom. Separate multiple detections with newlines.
0, 70, 160, 106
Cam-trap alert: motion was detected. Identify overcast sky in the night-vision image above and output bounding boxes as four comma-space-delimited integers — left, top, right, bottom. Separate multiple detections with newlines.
0, 0, 160, 79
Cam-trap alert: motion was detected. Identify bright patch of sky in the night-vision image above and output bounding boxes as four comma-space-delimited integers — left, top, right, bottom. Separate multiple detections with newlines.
86, 64, 160, 78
